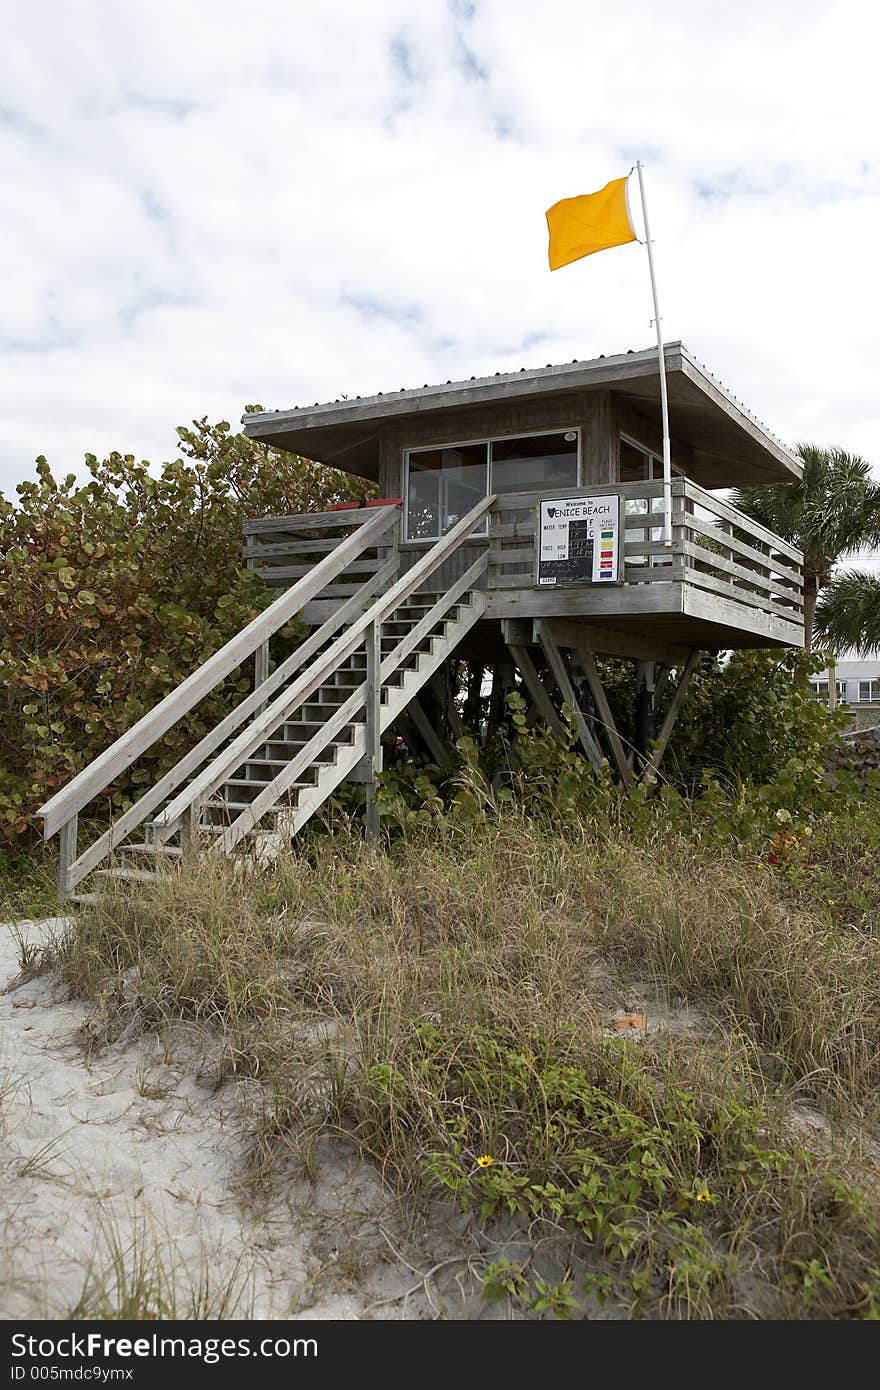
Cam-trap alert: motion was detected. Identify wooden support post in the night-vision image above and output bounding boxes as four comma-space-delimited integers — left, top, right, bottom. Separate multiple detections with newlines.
487, 660, 515, 730
407, 696, 449, 766
463, 662, 484, 731
574, 649, 633, 785
428, 670, 465, 741
634, 661, 656, 772
640, 650, 700, 784
58, 814, 78, 899
533, 622, 605, 771
506, 643, 565, 738
364, 621, 382, 839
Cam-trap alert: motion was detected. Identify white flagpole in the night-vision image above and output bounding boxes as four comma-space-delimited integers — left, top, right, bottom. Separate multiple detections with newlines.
634, 160, 672, 547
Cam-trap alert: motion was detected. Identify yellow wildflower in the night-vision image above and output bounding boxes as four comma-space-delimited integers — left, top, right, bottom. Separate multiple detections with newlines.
695, 1187, 711, 1203
476, 1154, 494, 1169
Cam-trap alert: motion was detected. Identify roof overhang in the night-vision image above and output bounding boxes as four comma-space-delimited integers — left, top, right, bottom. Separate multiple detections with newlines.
243, 342, 802, 488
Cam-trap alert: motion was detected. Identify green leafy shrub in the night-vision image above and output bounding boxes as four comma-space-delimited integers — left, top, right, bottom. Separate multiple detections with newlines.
666, 648, 846, 788
0, 417, 373, 840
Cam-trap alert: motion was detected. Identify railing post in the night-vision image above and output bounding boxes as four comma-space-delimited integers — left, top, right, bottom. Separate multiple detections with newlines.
676, 490, 693, 574
58, 814, 78, 900
179, 802, 202, 855
254, 639, 270, 716
254, 640, 269, 690
364, 621, 382, 840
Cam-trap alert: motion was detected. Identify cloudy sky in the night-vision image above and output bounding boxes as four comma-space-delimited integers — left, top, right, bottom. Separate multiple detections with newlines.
3, 0, 879, 511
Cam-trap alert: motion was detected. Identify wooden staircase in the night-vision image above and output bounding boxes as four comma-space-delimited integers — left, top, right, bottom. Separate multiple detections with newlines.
37, 497, 494, 899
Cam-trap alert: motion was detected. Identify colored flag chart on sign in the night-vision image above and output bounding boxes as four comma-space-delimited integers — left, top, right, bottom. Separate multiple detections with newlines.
536, 494, 622, 586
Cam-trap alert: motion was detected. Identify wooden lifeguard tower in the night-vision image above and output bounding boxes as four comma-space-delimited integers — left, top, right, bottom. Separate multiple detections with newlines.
39, 343, 805, 898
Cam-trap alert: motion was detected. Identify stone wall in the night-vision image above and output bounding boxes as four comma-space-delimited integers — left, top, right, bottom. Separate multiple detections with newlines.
827, 724, 880, 782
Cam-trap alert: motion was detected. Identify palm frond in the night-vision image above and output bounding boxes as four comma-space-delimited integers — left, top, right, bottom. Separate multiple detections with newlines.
814, 570, 880, 658
733, 444, 880, 576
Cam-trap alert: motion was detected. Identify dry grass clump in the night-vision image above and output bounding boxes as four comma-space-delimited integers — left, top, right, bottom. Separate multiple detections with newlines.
45, 814, 880, 1318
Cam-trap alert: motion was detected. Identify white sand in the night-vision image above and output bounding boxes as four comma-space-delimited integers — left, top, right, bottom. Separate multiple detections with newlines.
0, 918, 456, 1320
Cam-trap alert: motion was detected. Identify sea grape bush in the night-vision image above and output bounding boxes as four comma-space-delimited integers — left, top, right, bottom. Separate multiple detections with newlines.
0, 415, 373, 840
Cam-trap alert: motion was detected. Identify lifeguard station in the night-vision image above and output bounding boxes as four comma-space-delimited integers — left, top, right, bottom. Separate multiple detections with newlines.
39, 342, 804, 898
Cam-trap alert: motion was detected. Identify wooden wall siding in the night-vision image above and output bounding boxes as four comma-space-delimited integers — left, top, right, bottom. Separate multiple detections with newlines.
381, 393, 586, 455
583, 389, 617, 484
378, 388, 698, 498
398, 540, 490, 595
379, 392, 594, 495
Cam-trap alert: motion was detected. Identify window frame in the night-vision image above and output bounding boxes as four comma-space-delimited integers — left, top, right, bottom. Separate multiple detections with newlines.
619, 432, 684, 483
402, 428, 583, 543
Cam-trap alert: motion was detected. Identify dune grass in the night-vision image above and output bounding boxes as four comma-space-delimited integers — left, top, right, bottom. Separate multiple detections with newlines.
32, 802, 879, 1320
68, 1214, 255, 1321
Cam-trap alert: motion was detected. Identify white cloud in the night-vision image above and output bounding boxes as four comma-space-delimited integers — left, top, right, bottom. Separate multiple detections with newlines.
2, 0, 879, 497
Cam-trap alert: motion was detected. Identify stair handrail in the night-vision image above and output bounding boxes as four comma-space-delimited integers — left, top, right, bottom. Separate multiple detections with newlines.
215, 550, 490, 854
58, 553, 401, 893
37, 504, 400, 844
154, 494, 496, 841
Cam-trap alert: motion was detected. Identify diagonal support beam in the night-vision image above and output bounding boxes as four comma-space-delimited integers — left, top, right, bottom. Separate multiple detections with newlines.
506, 643, 565, 739
428, 670, 465, 741
533, 621, 605, 772
640, 649, 700, 784
654, 666, 673, 707
406, 696, 450, 766
573, 648, 634, 785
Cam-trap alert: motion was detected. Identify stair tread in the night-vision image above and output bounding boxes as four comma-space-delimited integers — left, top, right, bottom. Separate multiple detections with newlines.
222, 777, 316, 788
122, 843, 184, 857
244, 755, 334, 766
206, 797, 300, 811
93, 867, 163, 882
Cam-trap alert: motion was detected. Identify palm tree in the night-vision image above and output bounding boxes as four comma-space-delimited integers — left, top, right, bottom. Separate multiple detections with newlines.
815, 570, 880, 656
732, 445, 880, 651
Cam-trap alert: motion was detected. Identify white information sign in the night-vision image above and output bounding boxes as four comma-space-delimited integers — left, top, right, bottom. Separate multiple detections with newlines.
536, 494, 622, 587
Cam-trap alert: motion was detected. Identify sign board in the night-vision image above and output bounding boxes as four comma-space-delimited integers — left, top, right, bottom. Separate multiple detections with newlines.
536, 494, 622, 586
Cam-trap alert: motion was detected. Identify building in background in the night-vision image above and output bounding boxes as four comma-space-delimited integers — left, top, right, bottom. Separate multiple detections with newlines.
811, 656, 880, 729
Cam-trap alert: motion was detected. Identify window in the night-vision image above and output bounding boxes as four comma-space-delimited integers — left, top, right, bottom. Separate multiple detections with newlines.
620, 435, 686, 483
810, 680, 846, 701
405, 431, 579, 540
491, 432, 578, 496
620, 438, 655, 482
405, 443, 488, 540
858, 679, 880, 702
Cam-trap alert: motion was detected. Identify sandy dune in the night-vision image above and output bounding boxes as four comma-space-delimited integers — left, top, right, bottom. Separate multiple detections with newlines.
0, 918, 449, 1320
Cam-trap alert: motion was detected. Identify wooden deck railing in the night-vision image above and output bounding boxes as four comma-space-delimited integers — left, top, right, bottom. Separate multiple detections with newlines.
487, 478, 804, 624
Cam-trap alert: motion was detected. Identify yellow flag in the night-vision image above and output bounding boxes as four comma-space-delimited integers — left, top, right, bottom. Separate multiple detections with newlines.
546, 176, 636, 271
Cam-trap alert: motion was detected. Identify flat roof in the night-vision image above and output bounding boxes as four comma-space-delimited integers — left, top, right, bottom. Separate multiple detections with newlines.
244, 341, 802, 487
